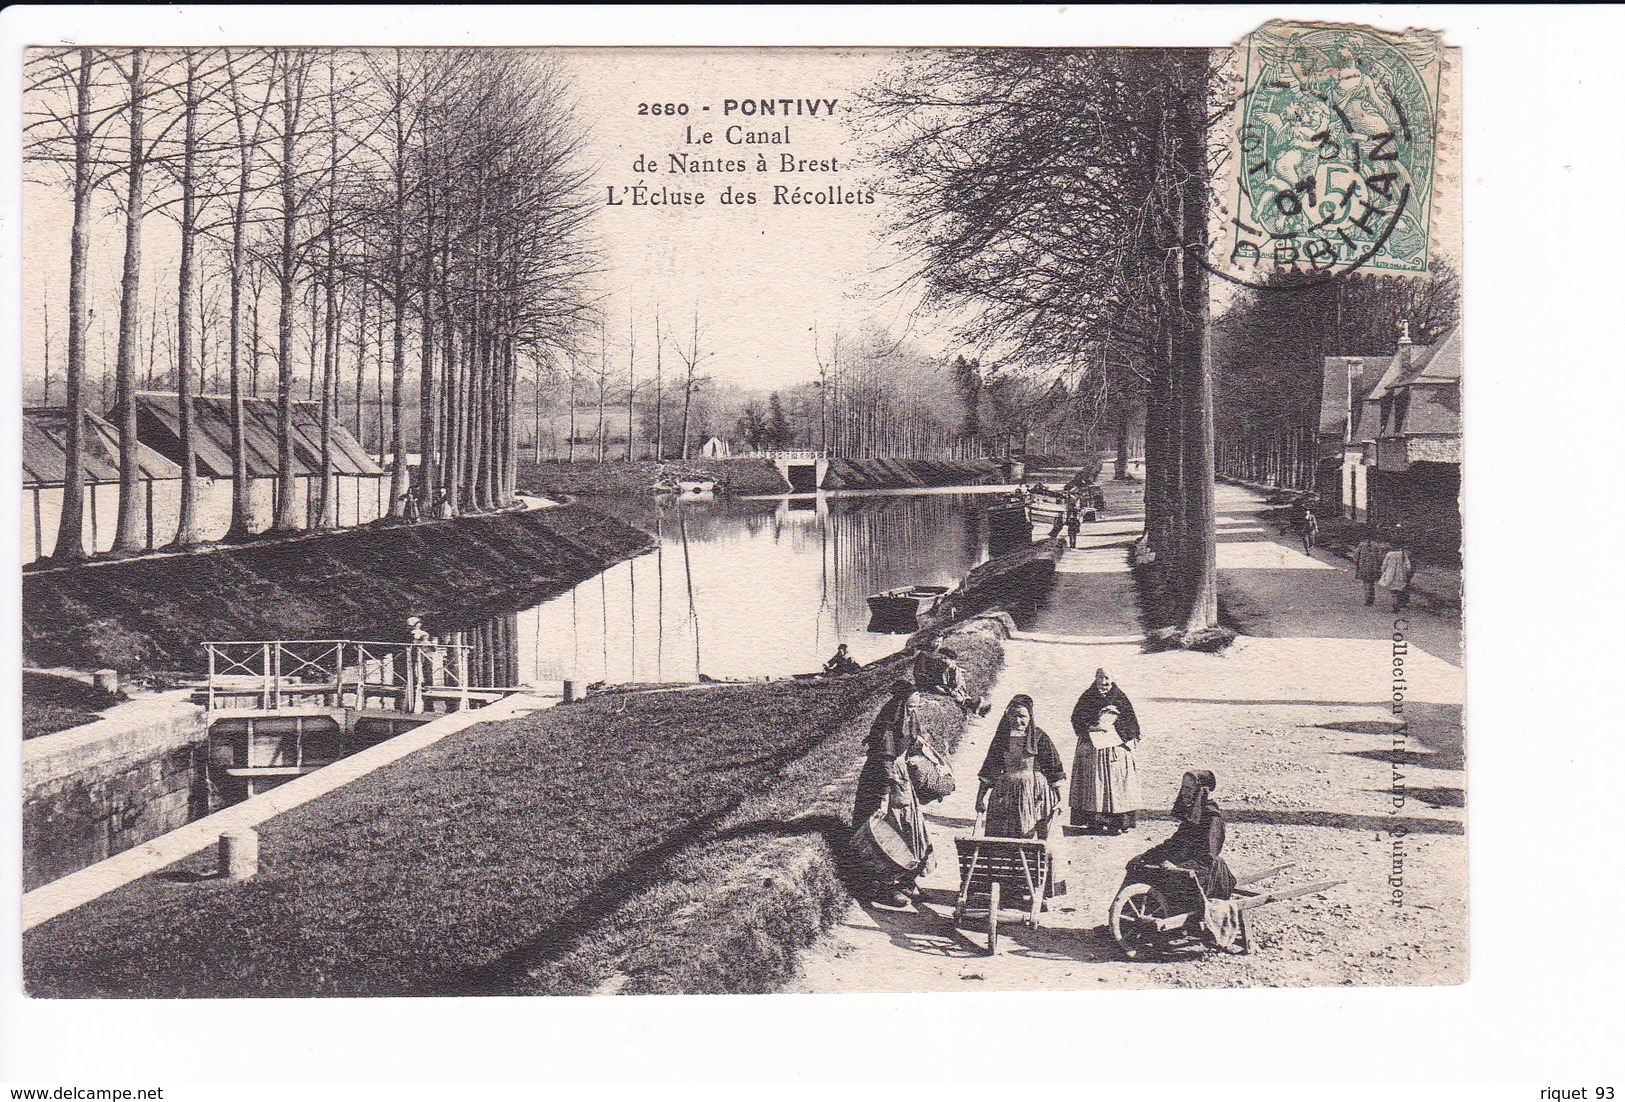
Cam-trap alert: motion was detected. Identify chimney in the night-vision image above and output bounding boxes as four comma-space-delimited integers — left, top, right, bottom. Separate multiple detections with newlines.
1396, 318, 1413, 370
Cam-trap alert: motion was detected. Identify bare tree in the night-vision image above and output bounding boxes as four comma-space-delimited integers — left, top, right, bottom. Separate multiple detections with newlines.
25, 48, 118, 560
671, 306, 713, 460
863, 49, 1222, 633
269, 48, 314, 532
110, 48, 157, 552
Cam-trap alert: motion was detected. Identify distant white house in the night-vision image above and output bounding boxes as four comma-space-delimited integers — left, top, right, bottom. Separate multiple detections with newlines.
700, 436, 731, 459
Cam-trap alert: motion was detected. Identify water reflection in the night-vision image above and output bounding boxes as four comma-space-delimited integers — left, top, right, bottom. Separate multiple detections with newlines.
442, 492, 997, 685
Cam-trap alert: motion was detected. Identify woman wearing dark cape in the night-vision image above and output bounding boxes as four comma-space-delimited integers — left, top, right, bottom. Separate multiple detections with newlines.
1069, 668, 1143, 833
850, 680, 933, 909
975, 695, 1065, 839
1127, 769, 1236, 900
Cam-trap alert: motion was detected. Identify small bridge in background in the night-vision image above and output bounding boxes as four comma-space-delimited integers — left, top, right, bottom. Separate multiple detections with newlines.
759, 450, 828, 493
201, 639, 522, 803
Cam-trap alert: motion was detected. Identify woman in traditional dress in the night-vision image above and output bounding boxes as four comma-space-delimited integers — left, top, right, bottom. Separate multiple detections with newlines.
850, 679, 932, 909
1127, 769, 1236, 900
975, 695, 1065, 839
1070, 669, 1143, 832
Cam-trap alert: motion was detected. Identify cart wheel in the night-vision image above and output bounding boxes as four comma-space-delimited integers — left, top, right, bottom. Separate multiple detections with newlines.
1109, 882, 1172, 960
987, 880, 1000, 956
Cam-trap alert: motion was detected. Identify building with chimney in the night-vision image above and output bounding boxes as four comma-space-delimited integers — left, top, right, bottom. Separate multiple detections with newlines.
1319, 323, 1462, 551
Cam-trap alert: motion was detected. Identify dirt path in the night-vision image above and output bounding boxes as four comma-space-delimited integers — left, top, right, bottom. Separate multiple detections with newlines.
793, 481, 1466, 992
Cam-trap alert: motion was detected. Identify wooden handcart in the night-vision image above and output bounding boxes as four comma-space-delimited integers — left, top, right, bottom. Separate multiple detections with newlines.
953, 812, 1063, 955
1108, 860, 1344, 959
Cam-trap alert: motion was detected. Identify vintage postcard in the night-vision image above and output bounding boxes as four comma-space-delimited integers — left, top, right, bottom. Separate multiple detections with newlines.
14, 21, 1465, 1006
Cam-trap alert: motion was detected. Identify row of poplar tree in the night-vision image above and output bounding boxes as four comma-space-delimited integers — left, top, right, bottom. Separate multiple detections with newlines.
25, 46, 596, 561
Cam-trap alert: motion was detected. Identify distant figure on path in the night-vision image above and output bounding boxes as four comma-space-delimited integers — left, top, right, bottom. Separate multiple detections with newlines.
1378, 541, 1416, 612
850, 680, 933, 909
406, 616, 432, 713
976, 695, 1065, 840
1298, 508, 1319, 555
1353, 535, 1387, 606
1065, 503, 1082, 549
1070, 668, 1143, 833
1125, 769, 1236, 901
823, 643, 860, 676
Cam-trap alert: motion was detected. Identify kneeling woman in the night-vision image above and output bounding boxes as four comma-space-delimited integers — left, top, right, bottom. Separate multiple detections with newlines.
975, 695, 1066, 839
1128, 769, 1236, 900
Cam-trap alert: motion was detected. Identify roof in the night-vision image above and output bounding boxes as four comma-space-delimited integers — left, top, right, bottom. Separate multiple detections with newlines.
1351, 325, 1463, 441
22, 407, 182, 488
1318, 355, 1391, 437
1412, 325, 1461, 383
129, 393, 383, 478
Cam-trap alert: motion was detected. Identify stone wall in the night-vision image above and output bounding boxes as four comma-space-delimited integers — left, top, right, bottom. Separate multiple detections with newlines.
22, 694, 208, 891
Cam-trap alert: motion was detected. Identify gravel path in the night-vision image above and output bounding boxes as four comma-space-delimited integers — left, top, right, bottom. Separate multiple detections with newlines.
793, 482, 1465, 992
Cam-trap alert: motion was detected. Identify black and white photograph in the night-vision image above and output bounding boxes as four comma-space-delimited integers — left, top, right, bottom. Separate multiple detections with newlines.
1, 4, 1619, 1096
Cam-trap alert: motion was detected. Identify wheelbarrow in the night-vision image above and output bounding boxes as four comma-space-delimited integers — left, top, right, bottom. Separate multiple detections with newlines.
952, 812, 1066, 955
1108, 861, 1344, 959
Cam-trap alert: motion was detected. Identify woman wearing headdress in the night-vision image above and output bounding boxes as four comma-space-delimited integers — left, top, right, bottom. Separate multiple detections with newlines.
850, 679, 933, 909
1127, 770, 1236, 900
1069, 668, 1143, 833
975, 695, 1066, 839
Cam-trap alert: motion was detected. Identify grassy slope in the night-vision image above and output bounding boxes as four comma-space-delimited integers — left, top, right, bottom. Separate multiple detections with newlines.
508, 618, 1007, 995
21, 672, 124, 740
819, 458, 1000, 491
21, 505, 652, 673
23, 624, 1000, 998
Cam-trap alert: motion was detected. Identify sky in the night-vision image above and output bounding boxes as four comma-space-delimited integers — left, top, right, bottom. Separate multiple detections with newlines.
553, 46, 941, 390
18, 47, 948, 399
18, 40, 1460, 398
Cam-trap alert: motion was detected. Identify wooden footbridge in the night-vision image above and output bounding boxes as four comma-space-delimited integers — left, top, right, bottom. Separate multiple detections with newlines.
201, 639, 523, 803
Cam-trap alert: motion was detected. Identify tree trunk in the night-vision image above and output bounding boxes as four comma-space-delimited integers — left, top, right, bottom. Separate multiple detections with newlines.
173, 56, 200, 547
653, 309, 663, 460
1172, 54, 1218, 635
416, 207, 438, 518
53, 49, 96, 562
680, 377, 694, 461
388, 282, 408, 516
112, 49, 149, 552
273, 60, 302, 532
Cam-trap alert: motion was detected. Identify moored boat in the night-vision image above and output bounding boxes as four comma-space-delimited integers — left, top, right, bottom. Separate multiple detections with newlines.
866, 584, 951, 629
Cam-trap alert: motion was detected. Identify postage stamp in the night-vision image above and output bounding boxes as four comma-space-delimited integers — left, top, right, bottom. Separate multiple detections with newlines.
1221, 21, 1449, 282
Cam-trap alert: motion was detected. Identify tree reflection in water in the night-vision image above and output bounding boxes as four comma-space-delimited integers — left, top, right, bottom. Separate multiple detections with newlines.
444, 490, 996, 686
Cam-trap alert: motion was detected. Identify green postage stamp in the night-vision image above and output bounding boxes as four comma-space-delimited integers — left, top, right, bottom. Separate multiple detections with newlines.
1223, 21, 1449, 281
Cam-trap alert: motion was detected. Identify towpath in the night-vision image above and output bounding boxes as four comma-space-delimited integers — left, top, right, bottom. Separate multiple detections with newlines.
791, 480, 1465, 991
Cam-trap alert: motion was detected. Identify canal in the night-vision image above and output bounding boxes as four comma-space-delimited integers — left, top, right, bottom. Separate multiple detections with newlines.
435, 488, 1013, 686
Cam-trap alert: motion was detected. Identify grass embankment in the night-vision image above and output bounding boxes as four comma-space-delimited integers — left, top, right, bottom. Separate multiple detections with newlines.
928, 537, 1064, 628
21, 672, 124, 741
23, 618, 1006, 998
819, 457, 999, 490
519, 458, 790, 497
21, 504, 653, 674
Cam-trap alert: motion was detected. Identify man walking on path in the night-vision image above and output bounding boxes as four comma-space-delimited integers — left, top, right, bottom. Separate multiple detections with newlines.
1298, 507, 1319, 555
1354, 534, 1386, 606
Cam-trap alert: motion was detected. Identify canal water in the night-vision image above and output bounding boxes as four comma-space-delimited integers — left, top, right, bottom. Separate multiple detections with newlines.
440, 489, 1010, 686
